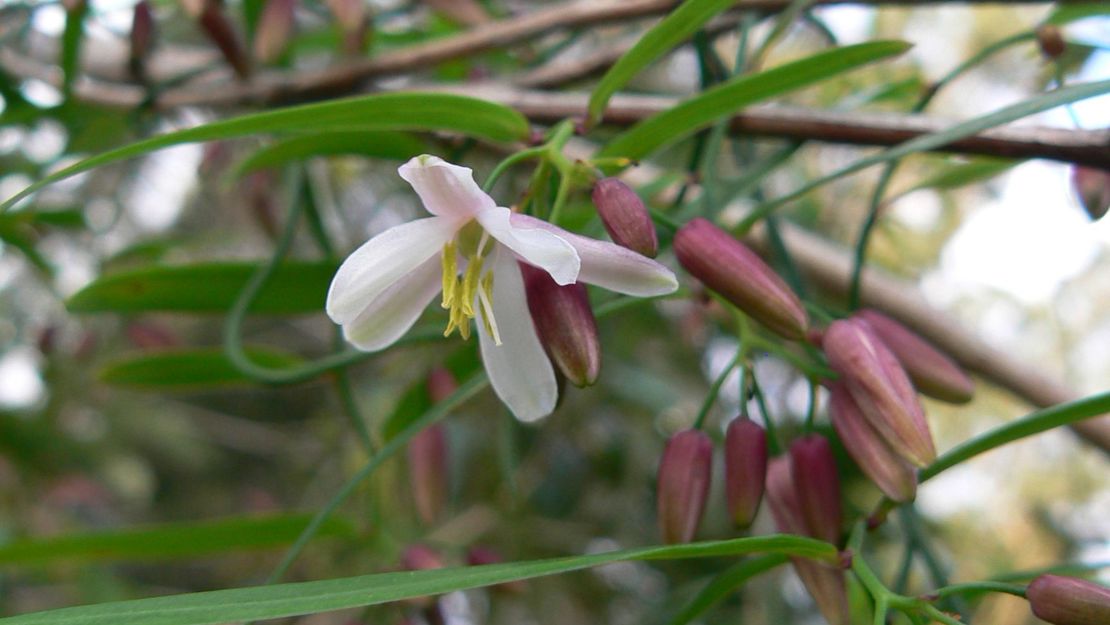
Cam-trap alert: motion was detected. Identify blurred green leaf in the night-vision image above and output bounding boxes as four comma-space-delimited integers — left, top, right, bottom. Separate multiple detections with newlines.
0, 535, 836, 625
599, 41, 911, 160
380, 378, 432, 442
664, 555, 788, 625
587, 0, 735, 126
235, 131, 430, 177
61, 2, 88, 101
1046, 4, 1110, 25
897, 157, 1018, 196
0, 513, 355, 565
98, 347, 304, 389
1, 93, 530, 212
68, 261, 337, 314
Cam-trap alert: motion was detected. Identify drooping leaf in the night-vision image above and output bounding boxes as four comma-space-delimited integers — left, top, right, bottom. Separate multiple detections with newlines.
67, 262, 337, 315
599, 41, 911, 160
586, 0, 736, 126
1, 93, 530, 212
0, 535, 836, 625
234, 131, 430, 177
98, 347, 304, 389
0, 513, 356, 565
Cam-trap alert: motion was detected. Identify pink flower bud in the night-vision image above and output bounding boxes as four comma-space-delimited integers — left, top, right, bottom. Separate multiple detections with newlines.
521, 263, 601, 387
724, 416, 766, 528
591, 178, 658, 258
253, 0, 297, 64
1036, 24, 1067, 60
400, 544, 444, 571
828, 382, 917, 502
1072, 166, 1110, 222
674, 218, 807, 340
657, 429, 713, 544
823, 318, 936, 468
196, 0, 251, 79
854, 310, 974, 404
766, 458, 850, 625
426, 366, 458, 403
467, 547, 527, 593
408, 424, 448, 526
789, 436, 842, 545
1027, 575, 1110, 625
326, 0, 369, 54
129, 1, 155, 77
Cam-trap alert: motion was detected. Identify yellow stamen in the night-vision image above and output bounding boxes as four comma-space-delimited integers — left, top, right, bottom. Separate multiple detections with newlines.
440, 241, 457, 310
478, 271, 501, 345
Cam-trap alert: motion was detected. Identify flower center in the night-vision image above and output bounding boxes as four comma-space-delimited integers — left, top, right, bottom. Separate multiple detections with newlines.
440, 224, 502, 345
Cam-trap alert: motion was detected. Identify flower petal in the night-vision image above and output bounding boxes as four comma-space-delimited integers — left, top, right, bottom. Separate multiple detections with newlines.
326, 216, 458, 325
512, 214, 678, 296
476, 206, 580, 285
341, 256, 442, 352
477, 246, 558, 423
398, 155, 496, 219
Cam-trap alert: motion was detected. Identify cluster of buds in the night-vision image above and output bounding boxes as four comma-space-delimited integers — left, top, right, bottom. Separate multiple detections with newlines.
674, 218, 807, 340
657, 417, 768, 543
1027, 574, 1110, 625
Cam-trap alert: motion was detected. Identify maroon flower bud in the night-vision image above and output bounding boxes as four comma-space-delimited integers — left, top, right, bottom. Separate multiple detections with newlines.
196, 0, 251, 79
1027, 575, 1110, 625
521, 263, 601, 387
828, 382, 917, 502
467, 547, 527, 593
129, 1, 155, 79
1036, 24, 1067, 60
854, 310, 974, 404
674, 218, 807, 340
408, 424, 448, 526
253, 0, 296, 64
766, 458, 850, 625
126, 322, 179, 349
790, 435, 842, 545
401, 544, 444, 571
724, 416, 766, 528
591, 178, 658, 258
823, 318, 936, 468
1072, 166, 1110, 222
326, 0, 370, 54
657, 429, 713, 544
426, 366, 458, 403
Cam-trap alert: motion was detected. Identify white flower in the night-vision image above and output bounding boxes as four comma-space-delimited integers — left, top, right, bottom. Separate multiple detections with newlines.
326, 155, 678, 422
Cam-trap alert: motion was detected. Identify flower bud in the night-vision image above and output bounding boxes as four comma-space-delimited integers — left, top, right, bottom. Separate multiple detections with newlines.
674, 218, 807, 340
253, 0, 296, 64
400, 544, 445, 571
467, 547, 527, 593
657, 429, 713, 544
724, 416, 766, 528
129, 1, 154, 79
766, 458, 850, 625
823, 318, 936, 468
408, 423, 448, 526
854, 309, 974, 404
326, 0, 369, 54
426, 366, 458, 403
1027, 575, 1110, 625
1072, 166, 1110, 222
196, 0, 251, 79
521, 263, 601, 387
1036, 24, 1067, 60
591, 178, 658, 258
789, 435, 842, 545
828, 382, 917, 502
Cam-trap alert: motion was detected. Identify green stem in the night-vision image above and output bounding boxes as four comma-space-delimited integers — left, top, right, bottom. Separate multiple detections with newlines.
931, 581, 1027, 600
693, 346, 746, 430
803, 377, 818, 433
482, 145, 548, 193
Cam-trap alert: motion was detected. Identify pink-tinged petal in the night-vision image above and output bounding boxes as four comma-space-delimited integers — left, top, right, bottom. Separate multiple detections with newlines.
477, 207, 580, 286
326, 216, 458, 325
512, 213, 677, 296
398, 155, 495, 219
340, 256, 441, 351
476, 247, 558, 423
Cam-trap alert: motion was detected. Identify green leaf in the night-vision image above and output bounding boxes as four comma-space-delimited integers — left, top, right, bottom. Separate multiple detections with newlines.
1, 93, 530, 213
380, 378, 432, 442
598, 41, 911, 160
0, 513, 355, 565
67, 261, 337, 315
0, 535, 835, 625
586, 0, 736, 126
98, 347, 304, 389
234, 131, 430, 177
1046, 4, 1110, 25
61, 3, 88, 100
664, 554, 788, 625
897, 157, 1018, 197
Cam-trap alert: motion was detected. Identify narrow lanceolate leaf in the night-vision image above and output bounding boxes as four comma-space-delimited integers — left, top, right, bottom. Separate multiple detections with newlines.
897, 157, 1017, 197
0, 513, 355, 565
0, 535, 836, 625
599, 41, 911, 160
67, 262, 337, 314
586, 0, 736, 127
0, 93, 530, 212
664, 555, 788, 625
98, 347, 303, 389
234, 131, 430, 177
